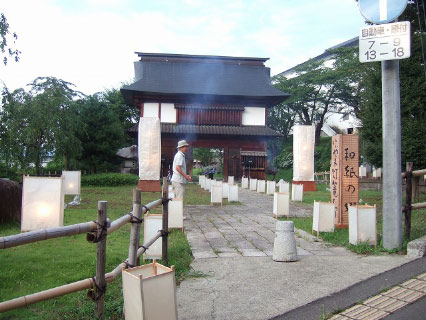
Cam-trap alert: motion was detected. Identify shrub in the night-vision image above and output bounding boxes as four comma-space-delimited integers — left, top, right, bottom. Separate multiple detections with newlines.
81, 173, 138, 186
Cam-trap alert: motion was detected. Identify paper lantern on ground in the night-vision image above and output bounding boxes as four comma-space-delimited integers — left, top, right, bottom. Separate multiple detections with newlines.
312, 201, 335, 236
266, 181, 276, 195
143, 214, 162, 260
359, 166, 367, 178
349, 204, 377, 246
241, 177, 249, 189
122, 261, 178, 320
278, 181, 289, 193
292, 125, 316, 191
373, 168, 382, 179
273, 192, 290, 217
211, 185, 222, 205
205, 179, 211, 191
138, 117, 161, 192
21, 176, 65, 232
228, 176, 234, 185
228, 185, 239, 202
291, 184, 303, 202
168, 200, 183, 230
199, 175, 206, 189
250, 179, 258, 191
222, 183, 229, 199
257, 180, 266, 193
62, 171, 81, 195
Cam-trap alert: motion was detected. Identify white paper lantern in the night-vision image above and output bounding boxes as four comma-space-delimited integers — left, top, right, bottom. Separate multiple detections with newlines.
205, 179, 211, 191
241, 177, 249, 189
222, 183, 229, 199
198, 175, 204, 186
62, 171, 81, 195
21, 176, 65, 232
122, 261, 178, 320
143, 214, 163, 260
349, 205, 377, 246
373, 168, 382, 178
250, 179, 258, 191
291, 184, 304, 202
293, 125, 315, 182
278, 181, 289, 193
358, 166, 367, 178
312, 201, 335, 235
266, 181, 276, 195
139, 117, 161, 181
257, 180, 266, 193
211, 185, 222, 205
199, 175, 206, 188
168, 200, 183, 230
228, 176, 234, 185
273, 192, 290, 217
228, 185, 239, 202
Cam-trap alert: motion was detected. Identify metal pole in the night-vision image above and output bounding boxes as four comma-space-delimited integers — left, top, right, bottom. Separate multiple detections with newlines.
382, 59, 402, 250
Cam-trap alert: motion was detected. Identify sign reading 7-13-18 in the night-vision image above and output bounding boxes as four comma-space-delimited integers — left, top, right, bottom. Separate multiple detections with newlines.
359, 21, 411, 63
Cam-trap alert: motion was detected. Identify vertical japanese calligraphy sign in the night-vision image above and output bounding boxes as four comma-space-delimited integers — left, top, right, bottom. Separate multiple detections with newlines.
331, 134, 359, 228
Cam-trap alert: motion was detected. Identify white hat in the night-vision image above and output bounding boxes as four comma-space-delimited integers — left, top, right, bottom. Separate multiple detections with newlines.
177, 140, 189, 148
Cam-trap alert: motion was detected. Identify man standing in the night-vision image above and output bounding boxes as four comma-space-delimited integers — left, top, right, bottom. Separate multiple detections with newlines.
171, 140, 192, 200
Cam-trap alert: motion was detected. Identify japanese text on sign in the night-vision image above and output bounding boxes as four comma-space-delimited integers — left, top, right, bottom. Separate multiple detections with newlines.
331, 135, 359, 228
359, 21, 411, 63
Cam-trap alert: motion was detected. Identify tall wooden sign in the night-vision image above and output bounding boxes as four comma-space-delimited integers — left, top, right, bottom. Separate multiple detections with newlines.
331, 134, 359, 228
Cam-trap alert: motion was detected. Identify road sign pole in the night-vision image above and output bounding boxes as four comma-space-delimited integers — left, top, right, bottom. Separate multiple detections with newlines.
381, 59, 402, 250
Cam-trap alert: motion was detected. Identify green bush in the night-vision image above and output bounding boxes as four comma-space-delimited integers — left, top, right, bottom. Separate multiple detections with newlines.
0, 164, 21, 183
81, 173, 138, 186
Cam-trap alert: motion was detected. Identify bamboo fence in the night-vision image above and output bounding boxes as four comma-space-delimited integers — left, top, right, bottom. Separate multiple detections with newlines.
402, 164, 426, 239
0, 178, 170, 319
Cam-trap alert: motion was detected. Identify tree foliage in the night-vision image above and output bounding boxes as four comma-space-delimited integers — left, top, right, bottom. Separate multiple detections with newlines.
75, 94, 127, 172
0, 77, 83, 174
0, 13, 20, 65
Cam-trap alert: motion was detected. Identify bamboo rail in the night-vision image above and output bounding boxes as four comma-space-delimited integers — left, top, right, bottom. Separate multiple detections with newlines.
0, 221, 98, 249
0, 228, 163, 314
0, 185, 171, 315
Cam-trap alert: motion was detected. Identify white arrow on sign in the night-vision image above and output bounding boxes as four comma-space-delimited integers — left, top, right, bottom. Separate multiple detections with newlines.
380, 0, 387, 21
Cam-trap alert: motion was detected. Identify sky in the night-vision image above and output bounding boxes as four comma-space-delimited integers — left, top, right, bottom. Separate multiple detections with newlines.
0, 0, 367, 96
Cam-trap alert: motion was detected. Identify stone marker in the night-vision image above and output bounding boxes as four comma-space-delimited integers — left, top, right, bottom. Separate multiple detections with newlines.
273, 221, 298, 262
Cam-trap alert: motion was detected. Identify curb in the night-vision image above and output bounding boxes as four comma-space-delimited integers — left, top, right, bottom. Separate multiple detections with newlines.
407, 235, 426, 258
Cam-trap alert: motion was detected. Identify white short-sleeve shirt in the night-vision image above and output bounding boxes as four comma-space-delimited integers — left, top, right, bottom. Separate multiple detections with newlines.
171, 151, 187, 184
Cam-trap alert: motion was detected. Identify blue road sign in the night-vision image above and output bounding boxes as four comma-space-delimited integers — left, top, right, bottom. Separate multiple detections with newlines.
359, 0, 408, 24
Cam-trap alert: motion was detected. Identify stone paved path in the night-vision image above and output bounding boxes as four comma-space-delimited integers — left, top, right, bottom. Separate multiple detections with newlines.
184, 186, 350, 260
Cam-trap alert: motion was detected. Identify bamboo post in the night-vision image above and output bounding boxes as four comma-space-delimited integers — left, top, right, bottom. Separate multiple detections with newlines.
162, 177, 169, 266
404, 162, 413, 240
128, 189, 142, 267
95, 201, 108, 319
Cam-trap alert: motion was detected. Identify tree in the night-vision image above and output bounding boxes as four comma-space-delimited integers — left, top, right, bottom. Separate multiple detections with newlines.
75, 94, 127, 172
193, 148, 215, 167
0, 13, 20, 65
0, 77, 83, 174
272, 48, 364, 145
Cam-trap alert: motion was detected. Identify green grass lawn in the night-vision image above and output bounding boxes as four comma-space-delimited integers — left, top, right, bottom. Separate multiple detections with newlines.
283, 183, 426, 254
0, 183, 209, 319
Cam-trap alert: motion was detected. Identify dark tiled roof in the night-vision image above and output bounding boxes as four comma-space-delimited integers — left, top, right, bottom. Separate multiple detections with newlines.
128, 123, 282, 137
121, 53, 289, 105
